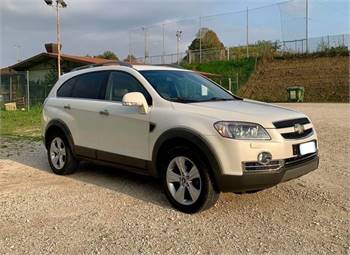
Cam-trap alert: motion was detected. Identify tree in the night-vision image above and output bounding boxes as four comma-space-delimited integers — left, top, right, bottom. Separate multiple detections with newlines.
188, 28, 224, 51
187, 28, 225, 62
94, 51, 119, 60
123, 54, 138, 63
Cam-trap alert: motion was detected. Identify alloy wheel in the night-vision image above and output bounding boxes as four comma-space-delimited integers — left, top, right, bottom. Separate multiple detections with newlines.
50, 137, 66, 170
166, 156, 202, 205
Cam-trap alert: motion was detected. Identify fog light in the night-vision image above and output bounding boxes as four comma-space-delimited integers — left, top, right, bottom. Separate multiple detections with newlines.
257, 152, 272, 165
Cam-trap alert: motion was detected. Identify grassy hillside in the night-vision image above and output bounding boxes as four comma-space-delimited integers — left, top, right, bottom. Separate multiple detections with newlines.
237, 56, 349, 102
182, 58, 256, 92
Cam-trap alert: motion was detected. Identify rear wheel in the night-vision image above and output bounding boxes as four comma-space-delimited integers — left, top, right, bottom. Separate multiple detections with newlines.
47, 132, 78, 175
161, 146, 219, 213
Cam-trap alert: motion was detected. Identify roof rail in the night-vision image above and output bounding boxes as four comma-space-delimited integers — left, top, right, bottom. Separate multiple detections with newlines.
70, 61, 133, 72
154, 64, 185, 69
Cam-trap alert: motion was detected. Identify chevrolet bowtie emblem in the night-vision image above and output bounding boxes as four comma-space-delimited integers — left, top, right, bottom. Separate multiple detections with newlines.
294, 123, 305, 134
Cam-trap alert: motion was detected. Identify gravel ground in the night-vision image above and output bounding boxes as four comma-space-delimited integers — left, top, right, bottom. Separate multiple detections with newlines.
0, 103, 349, 255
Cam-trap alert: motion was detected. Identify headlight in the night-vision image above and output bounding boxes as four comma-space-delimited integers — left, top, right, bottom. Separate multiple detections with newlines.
214, 121, 270, 140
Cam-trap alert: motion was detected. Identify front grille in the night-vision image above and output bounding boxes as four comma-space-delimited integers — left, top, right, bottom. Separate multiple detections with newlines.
273, 118, 310, 129
273, 118, 312, 140
281, 128, 313, 139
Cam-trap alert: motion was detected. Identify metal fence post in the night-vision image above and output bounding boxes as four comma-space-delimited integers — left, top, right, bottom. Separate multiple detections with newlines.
26, 70, 30, 111
327, 35, 330, 47
246, 7, 249, 58
227, 47, 230, 61
228, 77, 232, 92
306, 0, 309, 53
162, 24, 165, 64
199, 16, 202, 64
236, 73, 239, 91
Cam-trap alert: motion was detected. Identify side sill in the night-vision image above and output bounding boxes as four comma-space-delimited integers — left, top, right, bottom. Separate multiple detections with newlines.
74, 145, 151, 176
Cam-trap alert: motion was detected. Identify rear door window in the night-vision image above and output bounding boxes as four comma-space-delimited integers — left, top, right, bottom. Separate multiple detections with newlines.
57, 77, 77, 97
71, 71, 109, 99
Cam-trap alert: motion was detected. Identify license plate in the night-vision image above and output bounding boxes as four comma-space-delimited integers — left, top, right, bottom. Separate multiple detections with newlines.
299, 141, 316, 155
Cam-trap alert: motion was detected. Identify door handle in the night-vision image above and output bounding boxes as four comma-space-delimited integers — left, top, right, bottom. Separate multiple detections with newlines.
99, 109, 109, 116
64, 104, 71, 110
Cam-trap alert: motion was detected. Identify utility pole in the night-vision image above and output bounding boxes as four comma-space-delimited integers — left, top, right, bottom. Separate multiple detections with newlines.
13, 45, 21, 63
142, 27, 148, 64
199, 16, 202, 63
176, 30, 183, 65
246, 7, 249, 58
128, 30, 131, 63
44, 0, 67, 78
56, 3, 61, 76
306, 0, 309, 53
162, 24, 165, 64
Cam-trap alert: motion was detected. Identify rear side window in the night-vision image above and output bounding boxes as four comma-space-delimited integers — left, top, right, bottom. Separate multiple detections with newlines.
57, 77, 76, 97
71, 71, 108, 99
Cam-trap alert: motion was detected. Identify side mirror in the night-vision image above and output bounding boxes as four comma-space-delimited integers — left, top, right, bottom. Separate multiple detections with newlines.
122, 92, 149, 114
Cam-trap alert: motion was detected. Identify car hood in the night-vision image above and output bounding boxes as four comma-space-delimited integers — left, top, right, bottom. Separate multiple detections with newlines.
173, 99, 307, 128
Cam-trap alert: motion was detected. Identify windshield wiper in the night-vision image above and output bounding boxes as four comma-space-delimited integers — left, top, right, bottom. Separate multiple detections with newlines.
204, 97, 235, 102
169, 97, 199, 103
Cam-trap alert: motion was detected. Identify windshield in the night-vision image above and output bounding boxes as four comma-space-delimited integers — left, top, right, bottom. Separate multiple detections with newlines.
140, 70, 235, 103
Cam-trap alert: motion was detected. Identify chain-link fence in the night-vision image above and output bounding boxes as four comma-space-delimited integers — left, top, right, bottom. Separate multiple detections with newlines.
280, 34, 350, 54
0, 69, 55, 109
130, 0, 349, 64
135, 33, 349, 65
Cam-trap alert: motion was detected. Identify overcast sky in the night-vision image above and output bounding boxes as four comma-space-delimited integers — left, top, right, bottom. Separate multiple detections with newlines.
0, 0, 348, 67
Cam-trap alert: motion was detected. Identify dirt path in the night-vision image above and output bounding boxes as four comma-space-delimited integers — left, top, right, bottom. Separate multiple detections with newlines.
0, 103, 349, 254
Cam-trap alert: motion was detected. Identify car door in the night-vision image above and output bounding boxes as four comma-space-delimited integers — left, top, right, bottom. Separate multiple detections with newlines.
96, 71, 152, 165
65, 71, 109, 156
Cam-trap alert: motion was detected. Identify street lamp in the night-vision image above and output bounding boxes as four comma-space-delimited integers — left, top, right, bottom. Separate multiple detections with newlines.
44, 0, 67, 77
176, 30, 182, 65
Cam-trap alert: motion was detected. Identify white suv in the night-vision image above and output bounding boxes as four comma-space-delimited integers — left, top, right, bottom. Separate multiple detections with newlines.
42, 62, 319, 213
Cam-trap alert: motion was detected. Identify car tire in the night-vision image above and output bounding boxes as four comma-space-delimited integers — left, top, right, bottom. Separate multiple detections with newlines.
161, 145, 219, 213
47, 131, 78, 175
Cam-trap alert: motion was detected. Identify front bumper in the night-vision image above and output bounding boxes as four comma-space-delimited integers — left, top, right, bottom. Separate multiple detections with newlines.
218, 153, 319, 192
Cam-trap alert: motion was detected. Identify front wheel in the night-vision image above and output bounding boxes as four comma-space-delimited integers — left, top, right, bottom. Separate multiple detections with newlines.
161, 146, 219, 213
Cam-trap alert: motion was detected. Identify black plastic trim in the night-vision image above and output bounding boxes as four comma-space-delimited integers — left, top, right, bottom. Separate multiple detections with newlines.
45, 119, 75, 152
74, 145, 149, 174
149, 123, 156, 133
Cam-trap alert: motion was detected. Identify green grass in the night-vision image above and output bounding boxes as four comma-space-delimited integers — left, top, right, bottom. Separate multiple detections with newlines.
0, 105, 42, 140
182, 58, 256, 92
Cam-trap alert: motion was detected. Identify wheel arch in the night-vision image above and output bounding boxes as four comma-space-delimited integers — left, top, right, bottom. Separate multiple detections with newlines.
44, 119, 75, 152
151, 128, 222, 191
